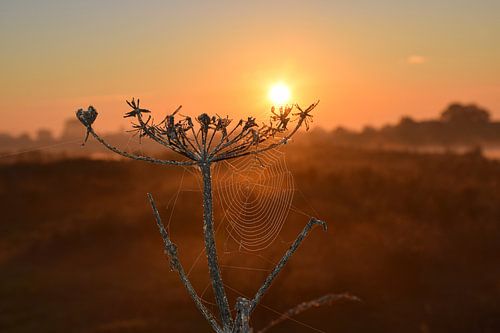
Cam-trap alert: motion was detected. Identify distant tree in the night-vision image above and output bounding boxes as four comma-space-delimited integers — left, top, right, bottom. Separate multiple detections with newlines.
440, 103, 491, 125
16, 133, 32, 145
333, 126, 352, 135
399, 116, 416, 127
362, 125, 377, 135
60, 119, 84, 140
394, 116, 419, 144
36, 129, 54, 143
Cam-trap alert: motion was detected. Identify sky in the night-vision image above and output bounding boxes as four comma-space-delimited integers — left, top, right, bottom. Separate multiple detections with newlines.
1, 0, 499, 136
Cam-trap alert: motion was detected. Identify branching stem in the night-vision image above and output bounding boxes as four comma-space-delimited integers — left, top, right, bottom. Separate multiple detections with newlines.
74, 99, 351, 333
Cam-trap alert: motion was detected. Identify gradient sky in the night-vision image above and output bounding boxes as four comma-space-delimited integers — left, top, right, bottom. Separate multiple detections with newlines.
1, 0, 499, 136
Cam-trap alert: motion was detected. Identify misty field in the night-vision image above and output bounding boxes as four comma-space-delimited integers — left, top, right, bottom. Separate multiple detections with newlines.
1, 142, 499, 332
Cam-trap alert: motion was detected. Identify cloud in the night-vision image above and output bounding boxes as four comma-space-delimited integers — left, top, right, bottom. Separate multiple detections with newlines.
406, 55, 428, 65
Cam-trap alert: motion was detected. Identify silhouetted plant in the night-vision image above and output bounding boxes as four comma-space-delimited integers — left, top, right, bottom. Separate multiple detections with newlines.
75, 99, 357, 332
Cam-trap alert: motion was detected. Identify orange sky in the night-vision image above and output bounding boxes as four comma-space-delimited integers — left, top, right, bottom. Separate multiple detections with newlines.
1, 1, 499, 136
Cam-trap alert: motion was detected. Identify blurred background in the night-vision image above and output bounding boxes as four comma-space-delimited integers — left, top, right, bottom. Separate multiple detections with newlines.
1, 1, 500, 332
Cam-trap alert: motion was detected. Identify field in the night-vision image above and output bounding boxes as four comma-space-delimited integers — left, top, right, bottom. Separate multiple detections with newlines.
1, 140, 499, 332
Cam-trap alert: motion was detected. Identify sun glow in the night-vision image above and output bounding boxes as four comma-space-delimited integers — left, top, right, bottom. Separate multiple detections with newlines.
268, 83, 291, 105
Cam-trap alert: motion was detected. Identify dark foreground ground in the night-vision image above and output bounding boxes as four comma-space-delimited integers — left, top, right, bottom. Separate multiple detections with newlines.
1, 142, 499, 332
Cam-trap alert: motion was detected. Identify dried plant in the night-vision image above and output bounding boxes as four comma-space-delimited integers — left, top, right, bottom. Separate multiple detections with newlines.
75, 99, 356, 332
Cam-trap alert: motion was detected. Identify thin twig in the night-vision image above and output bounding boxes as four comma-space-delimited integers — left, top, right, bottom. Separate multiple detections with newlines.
88, 128, 196, 166
257, 293, 361, 333
147, 193, 223, 333
250, 217, 327, 312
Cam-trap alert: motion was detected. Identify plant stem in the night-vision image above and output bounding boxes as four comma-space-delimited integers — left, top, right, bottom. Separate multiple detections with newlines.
201, 162, 233, 330
233, 297, 252, 333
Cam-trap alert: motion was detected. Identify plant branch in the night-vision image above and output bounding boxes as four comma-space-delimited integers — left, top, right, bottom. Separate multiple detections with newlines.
257, 293, 361, 333
250, 217, 327, 313
147, 193, 223, 333
86, 127, 197, 166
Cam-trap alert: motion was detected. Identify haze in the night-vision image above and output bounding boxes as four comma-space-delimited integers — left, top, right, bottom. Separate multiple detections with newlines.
1, 0, 499, 136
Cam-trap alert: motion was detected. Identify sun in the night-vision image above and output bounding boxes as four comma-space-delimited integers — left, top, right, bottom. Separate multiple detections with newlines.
268, 83, 291, 105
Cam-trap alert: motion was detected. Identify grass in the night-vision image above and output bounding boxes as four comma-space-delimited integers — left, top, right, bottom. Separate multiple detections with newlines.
1, 142, 499, 332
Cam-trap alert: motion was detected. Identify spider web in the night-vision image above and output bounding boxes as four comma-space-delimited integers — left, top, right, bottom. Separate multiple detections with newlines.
213, 148, 295, 252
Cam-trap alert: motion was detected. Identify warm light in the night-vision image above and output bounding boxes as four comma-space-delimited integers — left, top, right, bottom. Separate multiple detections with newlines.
268, 83, 291, 105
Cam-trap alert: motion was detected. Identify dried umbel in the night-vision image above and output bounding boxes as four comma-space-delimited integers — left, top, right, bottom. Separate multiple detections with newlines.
76, 98, 319, 164
75, 98, 357, 333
